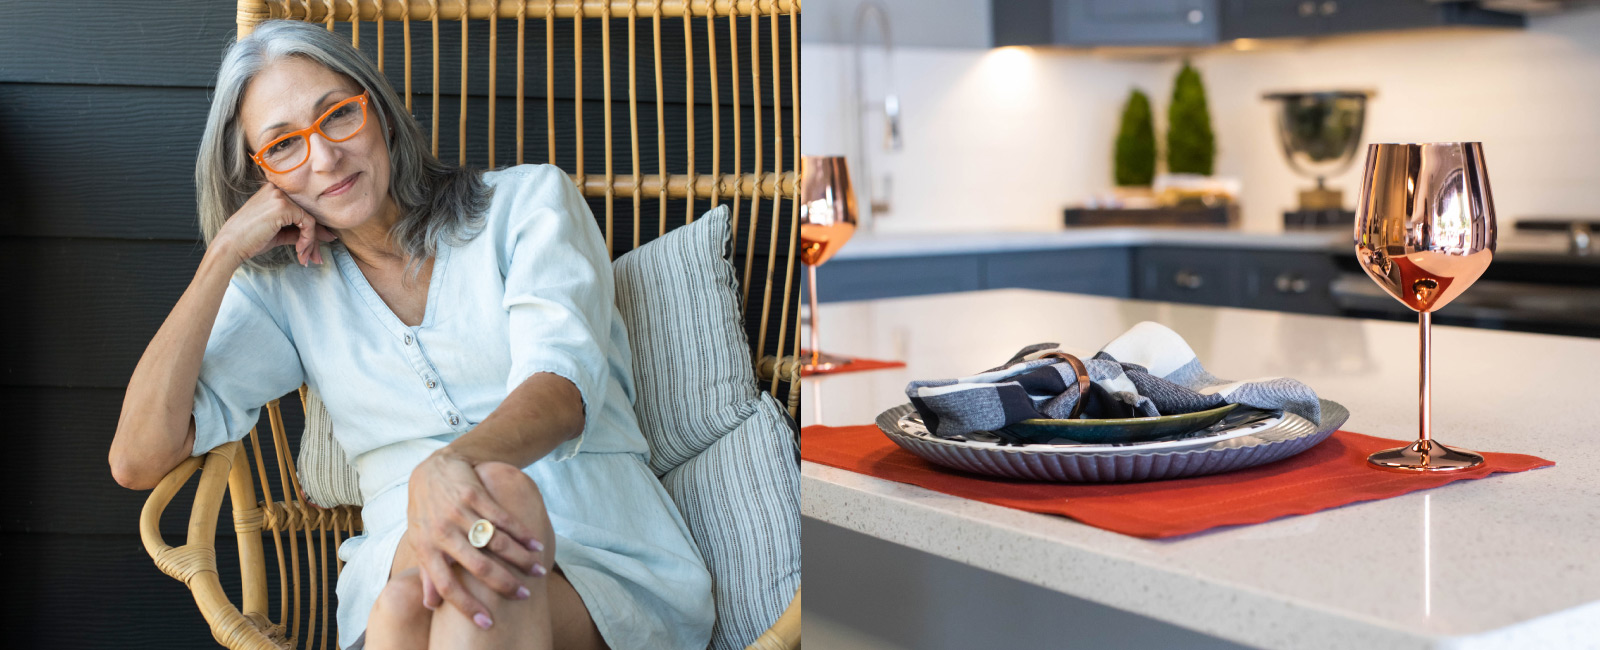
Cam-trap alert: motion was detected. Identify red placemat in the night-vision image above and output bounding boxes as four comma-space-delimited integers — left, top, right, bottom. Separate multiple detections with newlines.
799, 350, 907, 377
802, 424, 1554, 539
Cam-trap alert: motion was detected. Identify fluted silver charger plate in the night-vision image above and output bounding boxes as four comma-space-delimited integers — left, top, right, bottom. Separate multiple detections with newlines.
874, 399, 1349, 483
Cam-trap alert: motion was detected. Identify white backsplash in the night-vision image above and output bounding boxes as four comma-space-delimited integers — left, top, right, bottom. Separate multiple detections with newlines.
802, 7, 1600, 235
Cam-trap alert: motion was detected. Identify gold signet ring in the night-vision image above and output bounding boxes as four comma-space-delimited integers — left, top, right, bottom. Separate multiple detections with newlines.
468, 519, 495, 549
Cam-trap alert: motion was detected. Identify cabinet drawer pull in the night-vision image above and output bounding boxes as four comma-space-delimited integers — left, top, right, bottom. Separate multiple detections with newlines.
1174, 270, 1205, 290
1274, 272, 1310, 294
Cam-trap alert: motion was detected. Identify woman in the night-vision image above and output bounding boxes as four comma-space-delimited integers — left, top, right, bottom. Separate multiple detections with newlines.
107, 19, 713, 650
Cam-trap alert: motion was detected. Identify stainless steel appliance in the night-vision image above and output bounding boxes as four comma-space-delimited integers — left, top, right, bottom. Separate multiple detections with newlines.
1330, 252, 1600, 338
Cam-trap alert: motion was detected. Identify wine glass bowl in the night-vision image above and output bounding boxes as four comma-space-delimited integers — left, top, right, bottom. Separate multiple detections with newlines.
1355, 142, 1496, 313
801, 156, 860, 372
801, 156, 859, 267
1354, 142, 1495, 472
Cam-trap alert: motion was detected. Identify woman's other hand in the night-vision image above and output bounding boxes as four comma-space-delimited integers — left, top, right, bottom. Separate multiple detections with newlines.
214, 181, 338, 267
405, 450, 546, 623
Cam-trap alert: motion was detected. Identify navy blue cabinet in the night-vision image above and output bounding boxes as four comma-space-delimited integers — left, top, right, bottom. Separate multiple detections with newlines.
811, 247, 1134, 303
1238, 249, 1340, 315
984, 247, 1133, 295
1134, 247, 1241, 307
811, 254, 984, 303
1132, 246, 1342, 314
992, 0, 1056, 46
995, 0, 1523, 47
1319, 0, 1522, 34
1221, 0, 1325, 38
1220, 0, 1521, 40
808, 243, 1346, 319
1059, 0, 1219, 46
995, 0, 1219, 46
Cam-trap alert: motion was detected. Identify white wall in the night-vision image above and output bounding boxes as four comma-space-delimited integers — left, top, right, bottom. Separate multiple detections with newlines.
803, 43, 1169, 233
802, 5, 1600, 234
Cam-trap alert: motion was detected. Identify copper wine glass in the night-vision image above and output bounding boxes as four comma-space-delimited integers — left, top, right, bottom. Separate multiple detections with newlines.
800, 156, 859, 372
1354, 142, 1495, 472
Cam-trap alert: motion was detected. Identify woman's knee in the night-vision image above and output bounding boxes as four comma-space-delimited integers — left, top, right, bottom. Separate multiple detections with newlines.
475, 461, 554, 558
475, 460, 545, 511
369, 569, 430, 631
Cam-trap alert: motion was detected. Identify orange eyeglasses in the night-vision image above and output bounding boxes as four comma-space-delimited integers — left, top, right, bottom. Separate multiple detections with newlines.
249, 92, 369, 174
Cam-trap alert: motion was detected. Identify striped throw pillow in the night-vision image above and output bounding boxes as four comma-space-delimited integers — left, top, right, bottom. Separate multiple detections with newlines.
296, 385, 363, 507
612, 205, 760, 476
661, 391, 801, 650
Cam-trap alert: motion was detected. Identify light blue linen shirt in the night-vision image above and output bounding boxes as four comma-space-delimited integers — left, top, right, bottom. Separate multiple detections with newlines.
192, 163, 642, 476
189, 163, 713, 648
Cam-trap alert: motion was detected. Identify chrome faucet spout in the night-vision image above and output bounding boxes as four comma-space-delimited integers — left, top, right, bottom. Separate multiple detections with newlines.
851, 0, 899, 222
883, 93, 902, 151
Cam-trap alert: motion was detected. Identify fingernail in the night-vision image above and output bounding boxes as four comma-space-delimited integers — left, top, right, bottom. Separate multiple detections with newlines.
531, 563, 547, 577
474, 613, 493, 630
527, 538, 544, 552
515, 586, 531, 599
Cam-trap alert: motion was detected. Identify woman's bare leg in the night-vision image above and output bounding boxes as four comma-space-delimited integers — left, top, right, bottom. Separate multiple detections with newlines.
548, 566, 608, 649
363, 566, 430, 649
426, 461, 607, 650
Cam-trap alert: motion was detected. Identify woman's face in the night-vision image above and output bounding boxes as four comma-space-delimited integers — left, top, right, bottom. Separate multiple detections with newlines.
238, 56, 392, 232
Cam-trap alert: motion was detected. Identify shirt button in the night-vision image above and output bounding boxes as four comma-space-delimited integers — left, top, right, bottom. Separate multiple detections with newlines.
427, 380, 437, 389
449, 414, 460, 425
404, 334, 413, 345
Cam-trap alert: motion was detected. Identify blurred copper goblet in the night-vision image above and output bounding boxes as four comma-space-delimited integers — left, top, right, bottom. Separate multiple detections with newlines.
801, 155, 859, 372
1354, 142, 1495, 472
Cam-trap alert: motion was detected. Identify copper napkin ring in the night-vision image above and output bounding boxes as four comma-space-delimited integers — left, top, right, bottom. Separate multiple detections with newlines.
1036, 351, 1091, 420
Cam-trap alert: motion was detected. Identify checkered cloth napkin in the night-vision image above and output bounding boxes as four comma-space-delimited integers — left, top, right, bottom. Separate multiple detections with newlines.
906, 321, 1322, 438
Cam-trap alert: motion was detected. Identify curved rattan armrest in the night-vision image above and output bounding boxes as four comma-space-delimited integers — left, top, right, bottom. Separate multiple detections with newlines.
140, 441, 282, 650
746, 584, 801, 650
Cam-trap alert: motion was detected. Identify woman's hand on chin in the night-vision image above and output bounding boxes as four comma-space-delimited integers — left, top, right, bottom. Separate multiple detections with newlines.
405, 449, 545, 622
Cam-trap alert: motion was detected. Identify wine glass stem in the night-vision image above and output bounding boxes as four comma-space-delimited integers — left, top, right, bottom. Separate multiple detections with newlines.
807, 264, 822, 367
1419, 310, 1432, 444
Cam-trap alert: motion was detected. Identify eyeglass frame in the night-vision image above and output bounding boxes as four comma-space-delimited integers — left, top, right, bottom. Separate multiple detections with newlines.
247, 91, 371, 174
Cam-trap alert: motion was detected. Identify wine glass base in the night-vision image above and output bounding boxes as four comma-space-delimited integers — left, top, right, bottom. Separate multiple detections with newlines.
801, 350, 855, 373
1367, 439, 1485, 473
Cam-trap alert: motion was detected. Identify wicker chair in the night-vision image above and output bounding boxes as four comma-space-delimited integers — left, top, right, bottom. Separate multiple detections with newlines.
139, 1, 800, 648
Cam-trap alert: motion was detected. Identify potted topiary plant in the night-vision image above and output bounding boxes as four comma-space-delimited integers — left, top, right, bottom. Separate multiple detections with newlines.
1167, 60, 1215, 177
1114, 88, 1156, 189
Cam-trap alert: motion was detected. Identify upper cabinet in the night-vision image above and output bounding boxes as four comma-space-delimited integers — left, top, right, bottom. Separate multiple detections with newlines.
993, 0, 1525, 47
996, 0, 1220, 46
1064, 0, 1220, 46
1222, 0, 1524, 39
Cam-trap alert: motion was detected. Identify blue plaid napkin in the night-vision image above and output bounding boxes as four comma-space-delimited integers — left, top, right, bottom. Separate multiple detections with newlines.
906, 321, 1322, 438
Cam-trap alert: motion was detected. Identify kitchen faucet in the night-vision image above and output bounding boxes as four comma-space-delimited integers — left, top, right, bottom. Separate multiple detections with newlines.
852, 0, 901, 228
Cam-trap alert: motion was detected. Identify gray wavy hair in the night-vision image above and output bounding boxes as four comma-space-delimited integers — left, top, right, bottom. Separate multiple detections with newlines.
195, 19, 490, 283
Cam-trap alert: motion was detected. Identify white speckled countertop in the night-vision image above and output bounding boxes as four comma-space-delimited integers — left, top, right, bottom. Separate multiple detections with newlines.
833, 226, 1579, 261
802, 289, 1600, 650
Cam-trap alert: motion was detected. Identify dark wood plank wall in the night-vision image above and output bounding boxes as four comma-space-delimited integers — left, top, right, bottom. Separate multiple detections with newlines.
0, 2, 797, 647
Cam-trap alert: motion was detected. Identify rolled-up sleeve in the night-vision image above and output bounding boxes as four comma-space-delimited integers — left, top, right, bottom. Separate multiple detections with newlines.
501, 167, 613, 462
191, 274, 306, 456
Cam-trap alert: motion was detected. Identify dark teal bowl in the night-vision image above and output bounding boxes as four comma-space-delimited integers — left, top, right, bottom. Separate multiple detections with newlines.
997, 403, 1239, 445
